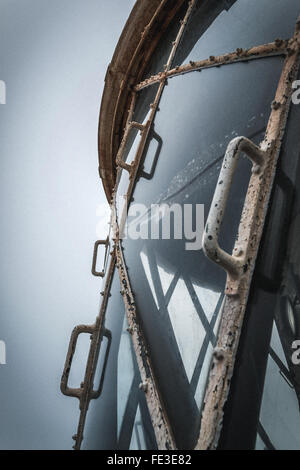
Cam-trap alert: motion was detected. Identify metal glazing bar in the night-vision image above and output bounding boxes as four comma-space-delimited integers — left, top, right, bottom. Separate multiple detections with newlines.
116, 242, 177, 450
107, 0, 174, 194
165, 0, 197, 71
114, 0, 197, 215
134, 41, 288, 92
197, 17, 300, 450
62, 2, 198, 451
110, 0, 216, 450
113, 80, 165, 240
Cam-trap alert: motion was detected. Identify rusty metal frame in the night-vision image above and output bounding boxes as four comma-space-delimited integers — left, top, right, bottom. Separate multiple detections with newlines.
63, 0, 300, 452
115, 241, 176, 450
134, 40, 288, 92
61, 248, 116, 450
114, 0, 197, 234
62, 0, 198, 451
107, 4, 300, 452
98, 0, 187, 200
112, 2, 198, 449
196, 17, 300, 450
110, 8, 300, 451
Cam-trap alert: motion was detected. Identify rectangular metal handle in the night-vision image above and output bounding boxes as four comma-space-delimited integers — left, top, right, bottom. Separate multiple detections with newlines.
139, 129, 162, 181
116, 121, 146, 173
92, 238, 109, 277
61, 324, 111, 401
202, 136, 266, 288
61, 324, 95, 400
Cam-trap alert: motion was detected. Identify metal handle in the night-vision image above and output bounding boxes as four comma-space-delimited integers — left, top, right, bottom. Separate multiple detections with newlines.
92, 238, 109, 277
61, 324, 95, 399
202, 136, 265, 279
139, 129, 162, 181
90, 328, 112, 399
116, 121, 146, 173
61, 324, 112, 401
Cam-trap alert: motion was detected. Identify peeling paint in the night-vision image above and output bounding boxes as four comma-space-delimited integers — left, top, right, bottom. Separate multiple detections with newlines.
197, 16, 300, 451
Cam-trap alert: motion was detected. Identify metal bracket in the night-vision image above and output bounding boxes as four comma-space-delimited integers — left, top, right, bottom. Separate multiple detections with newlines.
202, 136, 266, 295
92, 238, 109, 277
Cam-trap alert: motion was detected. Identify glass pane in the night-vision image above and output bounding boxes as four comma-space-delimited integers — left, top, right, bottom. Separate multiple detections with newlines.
258, 325, 300, 450
117, 315, 158, 450
122, 57, 283, 449
132, 83, 160, 130
140, 1, 189, 80
81, 268, 156, 450
172, 0, 300, 67
217, 66, 300, 450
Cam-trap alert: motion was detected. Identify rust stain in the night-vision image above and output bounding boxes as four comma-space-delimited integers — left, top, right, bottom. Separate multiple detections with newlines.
197, 17, 300, 450
64, 0, 300, 451
115, 242, 177, 450
134, 41, 288, 92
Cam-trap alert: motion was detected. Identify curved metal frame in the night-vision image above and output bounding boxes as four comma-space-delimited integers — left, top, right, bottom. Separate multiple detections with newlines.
62, 0, 300, 451
112, 5, 300, 450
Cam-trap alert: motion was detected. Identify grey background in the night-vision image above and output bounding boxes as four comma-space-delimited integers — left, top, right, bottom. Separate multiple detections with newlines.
0, 0, 134, 450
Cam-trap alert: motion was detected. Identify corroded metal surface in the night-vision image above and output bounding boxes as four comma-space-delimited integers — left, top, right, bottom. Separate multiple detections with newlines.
114, 0, 197, 226
115, 242, 177, 450
110, 1, 199, 450
91, 238, 109, 277
98, 0, 187, 200
65, 0, 300, 451
61, 251, 116, 450
203, 137, 266, 296
197, 18, 300, 450
134, 40, 288, 91
104, 5, 300, 452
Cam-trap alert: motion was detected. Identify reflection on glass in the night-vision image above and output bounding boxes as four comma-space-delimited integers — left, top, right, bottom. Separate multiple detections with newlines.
117, 317, 135, 439
122, 58, 283, 449
257, 324, 300, 450
129, 406, 147, 450
115, 111, 153, 226
81, 268, 156, 450
140, 1, 189, 80
173, 0, 300, 66
218, 69, 300, 449
140, 248, 222, 410
117, 316, 157, 450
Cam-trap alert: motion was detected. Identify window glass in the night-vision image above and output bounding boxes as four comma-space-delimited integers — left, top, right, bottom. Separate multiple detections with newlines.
257, 324, 300, 450
172, 0, 300, 67
218, 68, 300, 449
81, 268, 156, 450
122, 57, 283, 449
140, 1, 189, 80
